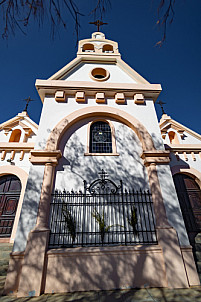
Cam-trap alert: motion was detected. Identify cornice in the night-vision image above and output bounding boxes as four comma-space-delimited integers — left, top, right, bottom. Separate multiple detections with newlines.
165, 144, 201, 152
30, 150, 62, 165
0, 142, 35, 150
141, 150, 170, 166
35, 79, 162, 103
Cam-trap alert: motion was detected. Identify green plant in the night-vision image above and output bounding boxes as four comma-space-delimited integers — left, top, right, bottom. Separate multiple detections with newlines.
127, 206, 138, 235
92, 210, 113, 245
62, 205, 77, 246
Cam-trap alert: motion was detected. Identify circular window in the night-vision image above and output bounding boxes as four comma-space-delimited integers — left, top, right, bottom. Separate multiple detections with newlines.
90, 67, 110, 82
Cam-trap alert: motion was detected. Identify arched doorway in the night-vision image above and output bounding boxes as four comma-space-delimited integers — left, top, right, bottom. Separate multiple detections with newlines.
0, 175, 21, 237
173, 173, 201, 246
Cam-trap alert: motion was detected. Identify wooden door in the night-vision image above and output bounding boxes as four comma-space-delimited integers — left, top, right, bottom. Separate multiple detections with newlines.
173, 173, 201, 245
0, 175, 21, 237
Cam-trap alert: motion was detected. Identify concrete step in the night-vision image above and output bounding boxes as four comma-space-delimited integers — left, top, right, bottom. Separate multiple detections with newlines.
195, 234, 201, 244
197, 261, 201, 273
0, 264, 9, 276
0, 243, 13, 260
0, 243, 13, 251
0, 243, 13, 280
0, 276, 6, 296
0, 258, 9, 267
195, 243, 201, 252
196, 251, 201, 262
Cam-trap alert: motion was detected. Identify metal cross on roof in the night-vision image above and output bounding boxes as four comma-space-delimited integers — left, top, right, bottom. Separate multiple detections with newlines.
89, 20, 108, 32
23, 96, 35, 112
157, 100, 166, 115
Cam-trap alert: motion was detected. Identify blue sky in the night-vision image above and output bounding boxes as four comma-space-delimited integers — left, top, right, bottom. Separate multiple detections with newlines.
0, 0, 201, 134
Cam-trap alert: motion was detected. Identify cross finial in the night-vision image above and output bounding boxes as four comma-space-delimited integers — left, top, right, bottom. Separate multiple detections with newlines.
157, 100, 166, 115
23, 96, 35, 112
89, 20, 108, 32
99, 169, 107, 180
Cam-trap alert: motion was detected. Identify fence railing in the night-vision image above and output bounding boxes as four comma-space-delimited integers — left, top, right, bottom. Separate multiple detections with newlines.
49, 171, 157, 248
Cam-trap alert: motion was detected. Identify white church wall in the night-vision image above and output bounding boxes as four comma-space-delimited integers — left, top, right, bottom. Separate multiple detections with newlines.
35, 95, 164, 151
0, 130, 9, 143
169, 152, 201, 172
13, 165, 45, 252
55, 119, 149, 191
163, 127, 201, 145
62, 63, 137, 84
156, 164, 190, 246
182, 132, 201, 144
0, 152, 31, 175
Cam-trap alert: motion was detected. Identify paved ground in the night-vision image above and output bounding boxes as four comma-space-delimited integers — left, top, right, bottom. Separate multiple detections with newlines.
0, 278, 201, 302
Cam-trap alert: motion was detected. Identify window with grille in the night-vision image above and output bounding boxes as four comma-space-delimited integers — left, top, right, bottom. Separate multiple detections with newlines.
89, 121, 112, 153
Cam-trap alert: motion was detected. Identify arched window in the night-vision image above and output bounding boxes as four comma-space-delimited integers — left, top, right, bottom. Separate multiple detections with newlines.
168, 131, 179, 144
103, 44, 113, 53
89, 121, 112, 153
0, 175, 21, 237
9, 129, 21, 142
82, 43, 95, 52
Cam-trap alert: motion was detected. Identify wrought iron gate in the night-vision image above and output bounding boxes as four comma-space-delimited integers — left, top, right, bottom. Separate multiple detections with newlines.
49, 170, 157, 248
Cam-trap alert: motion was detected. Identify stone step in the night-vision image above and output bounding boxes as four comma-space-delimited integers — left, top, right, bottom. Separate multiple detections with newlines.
0, 264, 9, 276
0, 243, 13, 261
0, 243, 13, 251
197, 261, 201, 273
195, 234, 201, 244
0, 258, 9, 267
0, 250, 12, 260
196, 251, 201, 262
195, 243, 201, 252
0, 276, 6, 295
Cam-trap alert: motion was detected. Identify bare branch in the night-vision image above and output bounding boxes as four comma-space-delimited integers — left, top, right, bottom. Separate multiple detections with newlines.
0, 0, 84, 41
155, 0, 175, 46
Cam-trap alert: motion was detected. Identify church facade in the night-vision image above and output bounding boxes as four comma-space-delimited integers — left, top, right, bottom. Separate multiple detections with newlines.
1, 32, 201, 297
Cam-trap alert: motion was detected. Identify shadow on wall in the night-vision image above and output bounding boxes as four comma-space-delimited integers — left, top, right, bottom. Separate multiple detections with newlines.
6, 122, 199, 295
13, 166, 45, 252
156, 151, 191, 246
55, 121, 150, 191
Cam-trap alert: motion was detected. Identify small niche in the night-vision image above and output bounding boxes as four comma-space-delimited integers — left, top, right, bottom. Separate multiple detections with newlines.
168, 131, 179, 144
103, 44, 114, 53
82, 44, 95, 52
9, 129, 21, 142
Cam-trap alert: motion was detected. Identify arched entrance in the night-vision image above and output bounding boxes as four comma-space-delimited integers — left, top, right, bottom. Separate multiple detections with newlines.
173, 173, 201, 245
0, 175, 21, 237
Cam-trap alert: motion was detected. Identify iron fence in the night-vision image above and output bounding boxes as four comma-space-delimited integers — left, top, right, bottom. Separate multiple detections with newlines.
48, 170, 157, 248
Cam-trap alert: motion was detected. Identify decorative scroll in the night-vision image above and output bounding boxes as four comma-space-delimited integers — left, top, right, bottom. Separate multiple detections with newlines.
84, 169, 122, 195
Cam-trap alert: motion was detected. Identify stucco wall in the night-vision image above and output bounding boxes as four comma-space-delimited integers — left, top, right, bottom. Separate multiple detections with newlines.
13, 165, 45, 252
35, 96, 164, 151
62, 63, 137, 83
169, 152, 201, 173
163, 127, 201, 145
156, 164, 190, 246
55, 119, 149, 191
